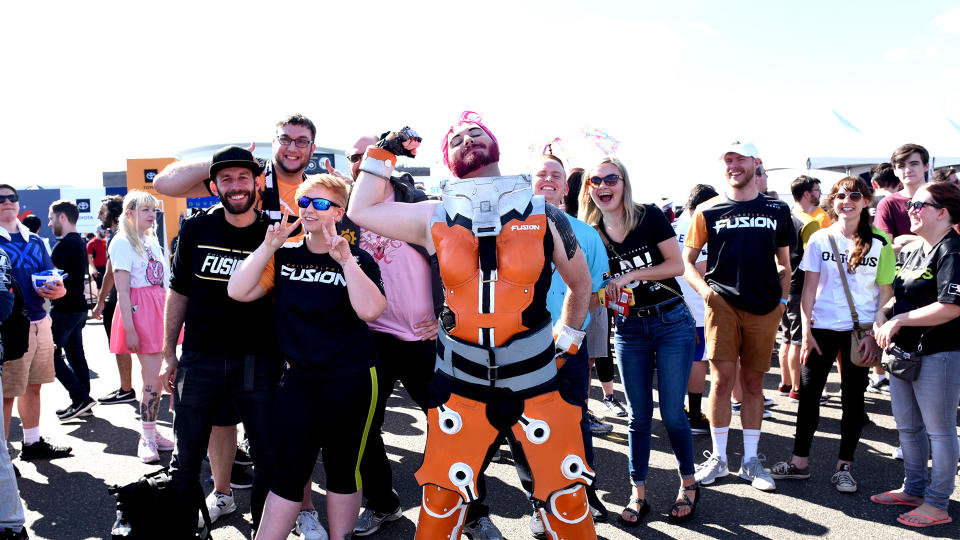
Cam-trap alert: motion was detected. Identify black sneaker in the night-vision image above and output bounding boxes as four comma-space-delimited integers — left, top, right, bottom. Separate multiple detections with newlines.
211, 463, 253, 489
686, 408, 710, 435
234, 444, 252, 466
20, 438, 72, 461
0, 527, 28, 539
57, 398, 96, 422
98, 388, 136, 405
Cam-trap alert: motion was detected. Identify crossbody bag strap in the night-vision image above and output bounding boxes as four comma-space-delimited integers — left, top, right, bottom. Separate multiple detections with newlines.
827, 235, 860, 327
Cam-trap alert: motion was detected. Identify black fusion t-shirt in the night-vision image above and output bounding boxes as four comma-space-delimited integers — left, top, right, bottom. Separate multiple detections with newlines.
265, 241, 384, 376
51, 232, 90, 313
169, 207, 276, 354
685, 194, 793, 314
890, 230, 960, 354
600, 204, 682, 308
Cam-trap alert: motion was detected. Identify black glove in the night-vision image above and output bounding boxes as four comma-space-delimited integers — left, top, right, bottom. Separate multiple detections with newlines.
376, 126, 421, 158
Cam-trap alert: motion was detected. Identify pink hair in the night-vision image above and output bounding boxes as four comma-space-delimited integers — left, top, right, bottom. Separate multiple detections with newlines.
440, 111, 499, 171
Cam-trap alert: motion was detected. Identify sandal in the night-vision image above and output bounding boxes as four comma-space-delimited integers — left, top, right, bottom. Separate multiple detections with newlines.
870, 490, 922, 507
668, 482, 700, 524
616, 497, 650, 528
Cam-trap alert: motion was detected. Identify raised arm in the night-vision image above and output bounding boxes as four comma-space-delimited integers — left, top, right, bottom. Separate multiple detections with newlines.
153, 158, 214, 198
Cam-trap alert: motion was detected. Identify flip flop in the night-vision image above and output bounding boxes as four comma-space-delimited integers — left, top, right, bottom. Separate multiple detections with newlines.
616, 498, 650, 528
897, 510, 953, 528
870, 491, 922, 507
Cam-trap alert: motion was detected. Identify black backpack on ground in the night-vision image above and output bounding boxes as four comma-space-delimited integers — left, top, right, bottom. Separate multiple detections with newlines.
0, 279, 30, 363
107, 468, 213, 539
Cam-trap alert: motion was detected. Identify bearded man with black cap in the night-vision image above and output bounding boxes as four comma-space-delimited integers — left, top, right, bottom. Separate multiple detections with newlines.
160, 146, 281, 536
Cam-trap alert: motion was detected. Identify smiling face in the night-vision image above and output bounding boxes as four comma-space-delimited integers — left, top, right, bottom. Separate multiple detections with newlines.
907, 186, 947, 236
273, 123, 316, 175
587, 162, 625, 214
831, 186, 868, 221
446, 123, 500, 178
212, 166, 258, 215
533, 157, 567, 206
894, 152, 929, 188
723, 152, 757, 190
298, 186, 345, 235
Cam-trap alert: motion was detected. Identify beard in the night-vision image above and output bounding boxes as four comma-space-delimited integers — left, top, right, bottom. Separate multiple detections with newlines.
218, 188, 256, 215
451, 141, 501, 178
726, 166, 755, 189
274, 150, 308, 175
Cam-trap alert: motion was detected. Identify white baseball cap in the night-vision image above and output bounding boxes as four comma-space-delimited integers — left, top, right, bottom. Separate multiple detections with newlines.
719, 141, 759, 159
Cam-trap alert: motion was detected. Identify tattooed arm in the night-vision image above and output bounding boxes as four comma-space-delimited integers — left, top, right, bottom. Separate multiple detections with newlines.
548, 206, 590, 331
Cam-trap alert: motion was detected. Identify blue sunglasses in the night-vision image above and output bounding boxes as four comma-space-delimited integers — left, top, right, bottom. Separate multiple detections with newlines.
296, 196, 342, 211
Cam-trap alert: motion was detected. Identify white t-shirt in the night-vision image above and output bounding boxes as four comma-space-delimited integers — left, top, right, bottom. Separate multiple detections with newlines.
108, 235, 169, 289
672, 214, 708, 326
799, 224, 896, 330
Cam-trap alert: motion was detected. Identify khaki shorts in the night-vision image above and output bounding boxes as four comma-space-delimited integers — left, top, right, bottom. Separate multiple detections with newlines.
704, 291, 783, 373
2, 315, 56, 397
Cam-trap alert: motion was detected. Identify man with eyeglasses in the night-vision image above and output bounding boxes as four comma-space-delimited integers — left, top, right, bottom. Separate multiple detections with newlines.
347, 130, 446, 537
348, 111, 596, 539
684, 142, 792, 493
159, 146, 281, 536
0, 184, 73, 463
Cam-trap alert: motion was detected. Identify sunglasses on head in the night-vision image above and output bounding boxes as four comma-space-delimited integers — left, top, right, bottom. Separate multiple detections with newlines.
297, 196, 341, 211
588, 174, 622, 187
0, 194, 18, 203
834, 192, 863, 201
906, 200, 944, 211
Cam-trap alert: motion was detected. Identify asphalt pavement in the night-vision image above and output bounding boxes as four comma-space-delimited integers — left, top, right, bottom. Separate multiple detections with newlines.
11, 320, 959, 539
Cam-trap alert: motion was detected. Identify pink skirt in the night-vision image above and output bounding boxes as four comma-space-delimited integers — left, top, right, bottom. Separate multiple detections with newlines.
109, 285, 181, 354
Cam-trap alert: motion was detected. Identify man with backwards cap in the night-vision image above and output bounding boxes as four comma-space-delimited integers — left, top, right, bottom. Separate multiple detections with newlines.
683, 142, 792, 492
160, 146, 281, 536
348, 112, 597, 539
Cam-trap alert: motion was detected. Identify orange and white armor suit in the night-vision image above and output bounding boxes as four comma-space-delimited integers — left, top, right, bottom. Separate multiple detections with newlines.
414, 175, 596, 540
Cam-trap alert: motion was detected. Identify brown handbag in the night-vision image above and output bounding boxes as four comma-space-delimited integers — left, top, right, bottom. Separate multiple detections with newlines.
827, 235, 876, 368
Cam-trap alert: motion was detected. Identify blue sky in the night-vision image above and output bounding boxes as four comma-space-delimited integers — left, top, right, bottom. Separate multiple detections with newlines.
3, 1, 958, 202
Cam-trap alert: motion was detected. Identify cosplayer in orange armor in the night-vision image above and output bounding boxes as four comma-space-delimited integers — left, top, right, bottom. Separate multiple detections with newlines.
347, 112, 596, 539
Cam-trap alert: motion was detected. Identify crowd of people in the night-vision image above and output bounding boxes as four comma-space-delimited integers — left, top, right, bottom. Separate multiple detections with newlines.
0, 112, 958, 539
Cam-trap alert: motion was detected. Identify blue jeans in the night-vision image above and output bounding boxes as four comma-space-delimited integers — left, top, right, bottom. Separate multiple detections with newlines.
51, 310, 90, 404
888, 349, 960, 510
0, 367, 25, 531
615, 300, 696, 484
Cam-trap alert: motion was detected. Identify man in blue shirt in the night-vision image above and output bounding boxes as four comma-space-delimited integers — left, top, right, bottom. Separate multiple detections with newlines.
0, 184, 72, 461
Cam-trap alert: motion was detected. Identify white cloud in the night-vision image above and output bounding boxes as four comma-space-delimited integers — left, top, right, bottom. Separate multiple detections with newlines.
883, 48, 909, 61
932, 7, 960, 33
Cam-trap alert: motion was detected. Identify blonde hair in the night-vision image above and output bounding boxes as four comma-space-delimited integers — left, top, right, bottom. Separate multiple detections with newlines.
295, 174, 349, 207
117, 190, 158, 259
578, 157, 641, 240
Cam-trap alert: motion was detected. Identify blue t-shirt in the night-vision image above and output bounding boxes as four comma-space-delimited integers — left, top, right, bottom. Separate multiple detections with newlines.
0, 223, 54, 322
546, 213, 609, 329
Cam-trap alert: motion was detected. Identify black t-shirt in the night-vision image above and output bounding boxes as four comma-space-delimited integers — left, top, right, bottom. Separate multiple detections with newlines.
891, 230, 960, 354
600, 204, 682, 308
169, 207, 276, 354
685, 194, 793, 314
267, 241, 384, 376
51, 232, 89, 313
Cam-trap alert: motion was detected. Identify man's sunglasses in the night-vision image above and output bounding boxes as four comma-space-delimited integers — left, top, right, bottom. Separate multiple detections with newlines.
906, 200, 944, 211
347, 153, 363, 163
589, 174, 623, 187
0, 194, 19, 203
296, 196, 341, 211
834, 192, 863, 201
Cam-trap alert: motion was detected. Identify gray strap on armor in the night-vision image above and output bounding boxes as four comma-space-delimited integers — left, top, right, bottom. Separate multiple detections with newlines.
436, 322, 557, 392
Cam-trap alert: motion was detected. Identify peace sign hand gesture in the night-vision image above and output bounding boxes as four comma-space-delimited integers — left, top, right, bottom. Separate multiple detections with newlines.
322, 220, 352, 265
264, 207, 302, 250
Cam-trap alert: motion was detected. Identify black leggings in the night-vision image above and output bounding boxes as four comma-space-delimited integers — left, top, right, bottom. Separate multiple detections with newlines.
793, 328, 869, 462
593, 313, 615, 383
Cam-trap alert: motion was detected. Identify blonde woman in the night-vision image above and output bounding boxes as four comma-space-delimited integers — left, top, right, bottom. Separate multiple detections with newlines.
108, 190, 178, 463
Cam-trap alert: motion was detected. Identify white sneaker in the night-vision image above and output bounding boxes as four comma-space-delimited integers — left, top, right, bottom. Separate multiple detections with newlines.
199, 490, 236, 528
694, 451, 730, 485
892, 445, 903, 460
528, 510, 545, 538
137, 437, 159, 464
296, 509, 329, 540
155, 432, 174, 452
738, 455, 776, 491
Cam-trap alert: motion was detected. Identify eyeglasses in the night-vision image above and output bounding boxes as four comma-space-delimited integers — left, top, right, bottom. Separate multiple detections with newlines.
906, 200, 944, 211
277, 135, 314, 148
0, 194, 18, 203
588, 174, 623, 187
296, 196, 341, 211
834, 192, 863, 201
449, 127, 485, 148
347, 153, 363, 163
